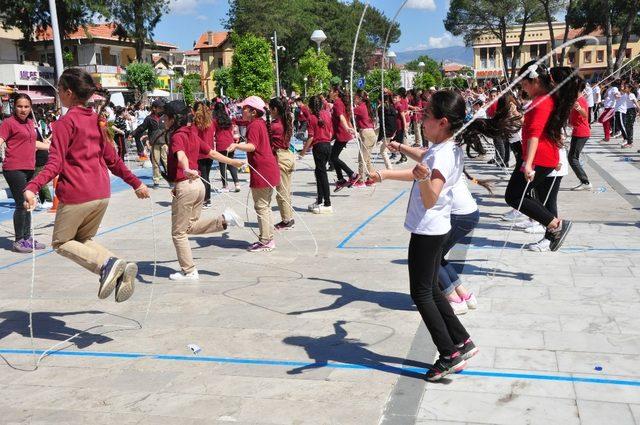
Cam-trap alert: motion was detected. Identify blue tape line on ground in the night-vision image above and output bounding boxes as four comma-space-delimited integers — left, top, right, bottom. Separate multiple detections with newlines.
1, 348, 639, 387
336, 190, 406, 249
339, 245, 640, 253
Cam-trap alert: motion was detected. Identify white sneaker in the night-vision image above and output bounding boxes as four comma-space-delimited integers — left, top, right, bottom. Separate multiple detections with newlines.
169, 269, 199, 281
501, 209, 526, 222
463, 293, 478, 309
222, 208, 244, 228
515, 219, 536, 229
312, 205, 333, 214
308, 202, 319, 211
450, 299, 468, 315
571, 183, 592, 191
528, 238, 551, 252
524, 224, 546, 234
39, 201, 53, 209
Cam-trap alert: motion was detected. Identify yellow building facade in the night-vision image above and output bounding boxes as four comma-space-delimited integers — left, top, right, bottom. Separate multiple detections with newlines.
473, 22, 640, 81
194, 31, 234, 99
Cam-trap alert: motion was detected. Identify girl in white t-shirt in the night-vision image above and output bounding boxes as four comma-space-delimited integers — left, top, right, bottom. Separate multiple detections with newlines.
371, 90, 519, 381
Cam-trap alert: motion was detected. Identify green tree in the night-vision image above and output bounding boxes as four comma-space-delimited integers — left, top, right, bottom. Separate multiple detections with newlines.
568, 0, 640, 74
404, 55, 443, 86
125, 61, 157, 100
445, 0, 544, 80
364, 67, 400, 101
413, 72, 437, 91
230, 33, 274, 99
298, 48, 332, 96
213, 67, 234, 98
182, 73, 201, 105
110, 0, 170, 62
225, 0, 400, 89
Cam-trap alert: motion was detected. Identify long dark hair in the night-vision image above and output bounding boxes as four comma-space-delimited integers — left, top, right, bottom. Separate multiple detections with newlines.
518, 60, 580, 147
355, 89, 374, 122
212, 101, 231, 129
309, 95, 325, 127
11, 93, 32, 119
331, 84, 351, 116
268, 97, 293, 143
426, 90, 519, 149
164, 103, 190, 136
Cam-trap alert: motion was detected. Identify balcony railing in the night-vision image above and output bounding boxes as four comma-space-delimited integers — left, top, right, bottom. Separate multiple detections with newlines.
77, 64, 125, 74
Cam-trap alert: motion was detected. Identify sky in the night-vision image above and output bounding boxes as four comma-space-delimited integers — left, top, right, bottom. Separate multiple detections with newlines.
152, 0, 463, 52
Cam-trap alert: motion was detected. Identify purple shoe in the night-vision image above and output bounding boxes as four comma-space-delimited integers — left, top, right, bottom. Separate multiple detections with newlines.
12, 239, 33, 253
27, 237, 46, 250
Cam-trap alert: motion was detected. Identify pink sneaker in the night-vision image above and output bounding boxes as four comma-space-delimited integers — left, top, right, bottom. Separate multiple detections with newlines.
247, 240, 275, 252
353, 181, 366, 188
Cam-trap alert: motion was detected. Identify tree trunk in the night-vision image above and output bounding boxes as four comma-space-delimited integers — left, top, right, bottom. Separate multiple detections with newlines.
558, 0, 574, 66
134, 0, 145, 62
542, 0, 558, 67
511, 13, 530, 80
499, 18, 510, 82
612, 0, 640, 73
604, 5, 613, 75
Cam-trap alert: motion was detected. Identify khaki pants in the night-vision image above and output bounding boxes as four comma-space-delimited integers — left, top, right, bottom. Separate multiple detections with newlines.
251, 187, 274, 243
358, 128, 376, 182
52, 198, 114, 275
275, 149, 295, 223
152, 144, 168, 184
172, 179, 226, 273
413, 120, 423, 146
379, 137, 393, 169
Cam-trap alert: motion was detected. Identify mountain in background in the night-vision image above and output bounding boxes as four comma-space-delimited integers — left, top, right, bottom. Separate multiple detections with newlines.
396, 46, 473, 66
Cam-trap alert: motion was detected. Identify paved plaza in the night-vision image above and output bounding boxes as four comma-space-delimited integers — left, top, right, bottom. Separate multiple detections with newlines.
0, 124, 639, 424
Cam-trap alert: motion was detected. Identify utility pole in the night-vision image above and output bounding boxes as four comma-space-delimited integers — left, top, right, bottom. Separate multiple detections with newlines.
273, 31, 280, 97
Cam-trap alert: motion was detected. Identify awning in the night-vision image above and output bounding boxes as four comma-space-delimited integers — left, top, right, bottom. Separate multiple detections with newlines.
17, 89, 55, 104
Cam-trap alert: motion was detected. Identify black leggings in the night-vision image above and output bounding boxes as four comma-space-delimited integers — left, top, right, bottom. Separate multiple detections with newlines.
408, 233, 470, 356
3, 169, 34, 241
219, 150, 238, 186
313, 142, 332, 206
505, 166, 555, 226
568, 136, 589, 184
198, 158, 213, 203
330, 141, 354, 181
493, 138, 510, 167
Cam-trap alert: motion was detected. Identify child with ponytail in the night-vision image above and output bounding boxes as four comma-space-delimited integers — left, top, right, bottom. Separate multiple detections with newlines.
163, 100, 245, 281
23, 68, 149, 303
299, 95, 334, 214
329, 84, 359, 191
227, 96, 281, 252
371, 90, 518, 381
504, 62, 576, 252
268, 97, 296, 230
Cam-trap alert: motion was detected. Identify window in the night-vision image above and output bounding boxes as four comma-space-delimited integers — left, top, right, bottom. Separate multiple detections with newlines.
110, 54, 119, 66
218, 57, 223, 68
505, 46, 521, 68
584, 51, 592, 63
479, 48, 488, 69
95, 52, 103, 65
596, 50, 604, 63
487, 47, 496, 68
568, 52, 575, 65
40, 53, 47, 63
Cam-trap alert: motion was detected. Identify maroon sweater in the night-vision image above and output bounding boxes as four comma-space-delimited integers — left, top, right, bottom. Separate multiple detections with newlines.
25, 106, 141, 204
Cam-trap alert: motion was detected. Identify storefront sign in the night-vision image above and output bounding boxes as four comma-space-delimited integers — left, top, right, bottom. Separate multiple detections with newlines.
14, 65, 55, 85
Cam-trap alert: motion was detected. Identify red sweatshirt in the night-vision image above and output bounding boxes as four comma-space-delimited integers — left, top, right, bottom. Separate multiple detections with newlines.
168, 126, 212, 183
270, 117, 289, 151
192, 123, 215, 159
522, 95, 560, 168
213, 119, 235, 152
246, 118, 280, 189
307, 111, 333, 145
25, 106, 141, 204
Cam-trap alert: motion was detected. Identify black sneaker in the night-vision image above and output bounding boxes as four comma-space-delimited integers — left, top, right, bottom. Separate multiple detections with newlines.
334, 179, 349, 192
115, 262, 137, 303
425, 354, 466, 382
389, 153, 397, 160
275, 219, 295, 230
457, 339, 479, 361
549, 219, 572, 252
395, 155, 407, 165
98, 257, 126, 299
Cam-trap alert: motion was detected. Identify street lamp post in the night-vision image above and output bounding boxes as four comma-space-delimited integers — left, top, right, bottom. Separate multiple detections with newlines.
310, 30, 327, 53
272, 31, 286, 97
303, 77, 308, 98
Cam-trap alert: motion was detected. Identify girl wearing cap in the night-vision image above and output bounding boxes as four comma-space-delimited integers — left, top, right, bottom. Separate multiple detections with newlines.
23, 68, 149, 303
0, 93, 50, 253
227, 96, 281, 252
163, 100, 245, 281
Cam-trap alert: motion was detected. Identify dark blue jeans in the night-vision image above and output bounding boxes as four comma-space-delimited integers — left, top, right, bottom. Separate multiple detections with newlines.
438, 209, 480, 295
